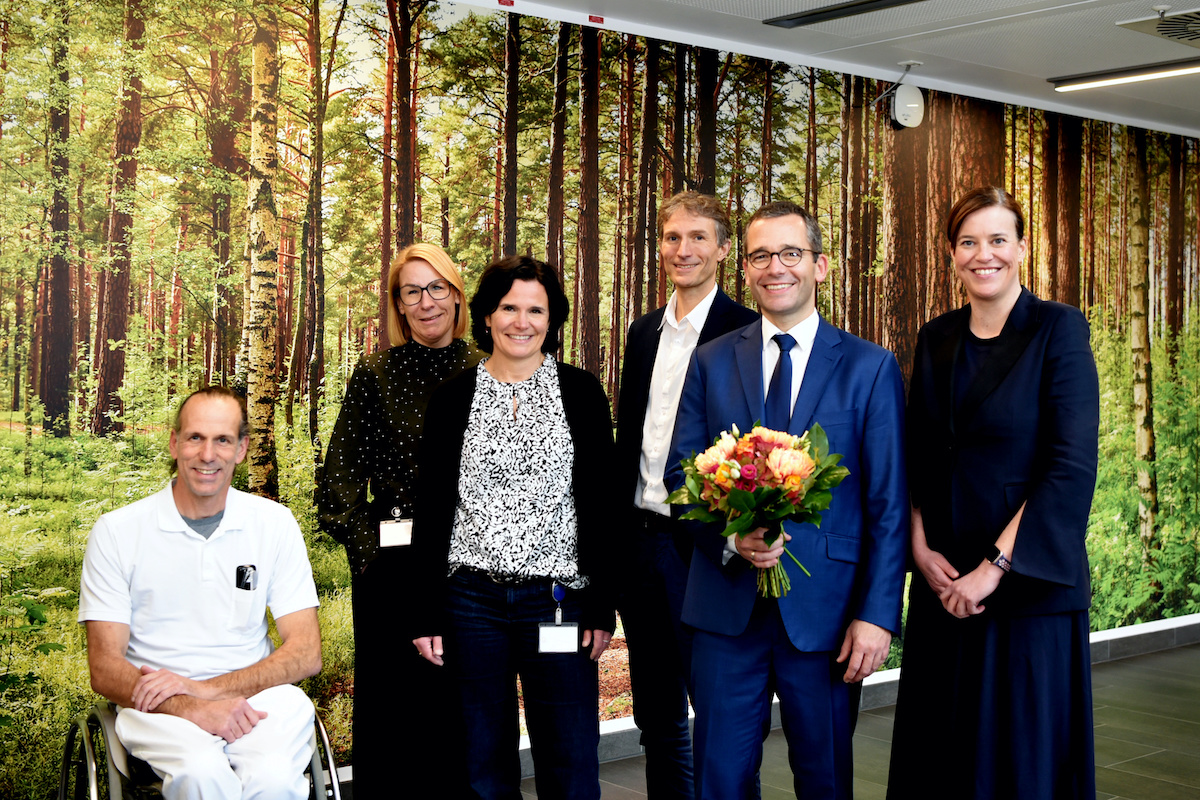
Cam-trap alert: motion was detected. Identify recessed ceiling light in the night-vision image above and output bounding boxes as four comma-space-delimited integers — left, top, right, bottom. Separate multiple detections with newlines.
765, 0, 930, 28
1050, 57, 1200, 91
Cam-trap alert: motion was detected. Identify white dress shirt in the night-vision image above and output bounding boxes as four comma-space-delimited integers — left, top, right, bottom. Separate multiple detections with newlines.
635, 284, 721, 515
760, 311, 820, 419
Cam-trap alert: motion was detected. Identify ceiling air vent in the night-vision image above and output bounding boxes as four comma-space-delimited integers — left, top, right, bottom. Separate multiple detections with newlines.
1119, 8, 1200, 49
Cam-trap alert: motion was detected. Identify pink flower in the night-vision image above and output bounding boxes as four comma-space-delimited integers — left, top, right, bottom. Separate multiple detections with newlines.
740, 463, 758, 482
750, 427, 801, 451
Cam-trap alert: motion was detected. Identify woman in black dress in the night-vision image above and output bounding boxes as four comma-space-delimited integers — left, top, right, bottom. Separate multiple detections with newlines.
317, 242, 482, 798
887, 187, 1099, 799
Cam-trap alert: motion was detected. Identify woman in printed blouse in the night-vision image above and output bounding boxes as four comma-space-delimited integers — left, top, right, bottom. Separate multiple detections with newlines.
412, 255, 617, 800
316, 243, 483, 798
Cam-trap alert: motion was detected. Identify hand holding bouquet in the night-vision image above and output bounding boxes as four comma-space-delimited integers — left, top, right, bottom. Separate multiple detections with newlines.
668, 422, 849, 598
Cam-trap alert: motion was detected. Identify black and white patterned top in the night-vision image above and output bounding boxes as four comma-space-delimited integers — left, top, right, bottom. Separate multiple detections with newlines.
447, 355, 587, 588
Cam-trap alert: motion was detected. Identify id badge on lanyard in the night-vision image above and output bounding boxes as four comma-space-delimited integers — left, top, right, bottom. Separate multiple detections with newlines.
379, 506, 412, 547
538, 582, 578, 653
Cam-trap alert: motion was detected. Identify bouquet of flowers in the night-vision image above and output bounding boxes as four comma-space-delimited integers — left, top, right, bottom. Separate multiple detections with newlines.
668, 422, 849, 598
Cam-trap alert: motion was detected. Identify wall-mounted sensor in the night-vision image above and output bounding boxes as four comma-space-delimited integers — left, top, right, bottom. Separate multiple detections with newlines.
891, 84, 925, 128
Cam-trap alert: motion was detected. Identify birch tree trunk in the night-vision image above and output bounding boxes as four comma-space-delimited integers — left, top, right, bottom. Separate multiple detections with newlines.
1128, 126, 1158, 571
246, 6, 280, 497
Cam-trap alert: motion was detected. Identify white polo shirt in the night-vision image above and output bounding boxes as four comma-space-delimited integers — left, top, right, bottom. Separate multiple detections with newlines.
79, 483, 319, 681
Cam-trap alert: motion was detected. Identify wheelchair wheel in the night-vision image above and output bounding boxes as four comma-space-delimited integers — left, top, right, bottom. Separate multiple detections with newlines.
58, 713, 109, 800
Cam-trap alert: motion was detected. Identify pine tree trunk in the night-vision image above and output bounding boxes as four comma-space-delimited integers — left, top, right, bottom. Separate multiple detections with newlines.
91, 0, 144, 436
924, 91, 952, 320
1054, 114, 1082, 307
1128, 126, 1158, 573
882, 119, 927, 384
760, 60, 773, 205
695, 46, 717, 195
246, 6, 280, 497
631, 38, 658, 320
44, 0, 73, 436
671, 44, 686, 193
546, 23, 571, 278
379, 32, 394, 351
576, 25, 601, 377
502, 12, 520, 257
1165, 134, 1184, 368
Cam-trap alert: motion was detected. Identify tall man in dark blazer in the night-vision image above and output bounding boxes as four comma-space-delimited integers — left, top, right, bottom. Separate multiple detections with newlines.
617, 191, 759, 798
667, 201, 908, 799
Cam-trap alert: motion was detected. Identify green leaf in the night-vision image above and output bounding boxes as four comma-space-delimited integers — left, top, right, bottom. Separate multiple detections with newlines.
667, 487, 692, 505
726, 488, 756, 513
808, 422, 830, 457
35, 642, 66, 654
680, 507, 720, 523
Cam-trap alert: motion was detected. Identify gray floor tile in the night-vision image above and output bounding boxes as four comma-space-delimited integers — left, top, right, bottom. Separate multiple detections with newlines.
513, 644, 1200, 797
1096, 766, 1200, 800
1094, 732, 1164, 767
1106, 748, 1200, 788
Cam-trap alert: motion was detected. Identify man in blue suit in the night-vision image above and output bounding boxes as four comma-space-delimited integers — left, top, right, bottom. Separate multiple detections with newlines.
617, 191, 759, 798
667, 200, 908, 799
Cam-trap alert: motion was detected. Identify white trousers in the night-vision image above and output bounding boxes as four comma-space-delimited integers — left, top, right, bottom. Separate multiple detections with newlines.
115, 683, 315, 800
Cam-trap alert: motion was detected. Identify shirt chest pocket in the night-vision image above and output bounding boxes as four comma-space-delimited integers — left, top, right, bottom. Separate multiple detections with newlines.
229, 564, 266, 631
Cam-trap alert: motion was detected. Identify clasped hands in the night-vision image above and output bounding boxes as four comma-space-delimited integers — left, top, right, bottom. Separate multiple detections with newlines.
913, 540, 1003, 619
131, 665, 265, 742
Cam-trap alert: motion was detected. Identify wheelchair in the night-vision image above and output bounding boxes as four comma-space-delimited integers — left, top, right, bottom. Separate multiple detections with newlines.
58, 702, 343, 800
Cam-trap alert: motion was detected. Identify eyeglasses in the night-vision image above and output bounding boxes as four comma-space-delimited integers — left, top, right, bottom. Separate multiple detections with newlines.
745, 248, 820, 270
395, 280, 452, 306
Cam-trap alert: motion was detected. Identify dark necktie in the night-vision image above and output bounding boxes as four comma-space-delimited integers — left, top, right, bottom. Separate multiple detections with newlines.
765, 333, 796, 430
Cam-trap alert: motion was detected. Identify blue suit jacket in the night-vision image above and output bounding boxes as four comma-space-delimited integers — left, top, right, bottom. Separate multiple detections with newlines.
667, 316, 909, 652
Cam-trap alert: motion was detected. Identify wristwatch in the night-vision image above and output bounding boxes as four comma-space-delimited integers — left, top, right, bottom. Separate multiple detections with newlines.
989, 546, 1012, 573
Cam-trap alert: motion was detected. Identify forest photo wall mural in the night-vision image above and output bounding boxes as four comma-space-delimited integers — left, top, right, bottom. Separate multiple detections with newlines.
0, 1, 1198, 791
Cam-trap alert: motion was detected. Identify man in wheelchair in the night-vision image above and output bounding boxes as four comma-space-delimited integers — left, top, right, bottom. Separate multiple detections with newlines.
78, 386, 323, 800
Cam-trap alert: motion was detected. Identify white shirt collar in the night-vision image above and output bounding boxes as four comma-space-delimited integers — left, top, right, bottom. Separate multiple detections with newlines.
760, 310, 820, 353
660, 283, 720, 333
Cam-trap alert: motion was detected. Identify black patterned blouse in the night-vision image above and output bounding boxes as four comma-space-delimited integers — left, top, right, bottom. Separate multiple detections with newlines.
317, 338, 484, 575
448, 356, 586, 588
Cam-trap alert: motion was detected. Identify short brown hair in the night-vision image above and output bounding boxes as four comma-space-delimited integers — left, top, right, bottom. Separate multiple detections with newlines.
744, 200, 824, 255
946, 187, 1026, 248
386, 243, 470, 347
657, 191, 731, 246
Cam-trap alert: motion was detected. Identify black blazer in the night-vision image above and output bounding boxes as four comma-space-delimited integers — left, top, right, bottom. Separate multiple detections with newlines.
411, 362, 618, 634
615, 288, 759, 511
908, 288, 1099, 616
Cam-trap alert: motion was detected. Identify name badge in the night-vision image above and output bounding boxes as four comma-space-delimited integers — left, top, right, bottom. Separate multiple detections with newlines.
538, 582, 577, 652
379, 519, 413, 547
538, 622, 579, 653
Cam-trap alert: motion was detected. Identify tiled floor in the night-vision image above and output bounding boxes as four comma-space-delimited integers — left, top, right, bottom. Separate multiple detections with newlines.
520, 644, 1200, 799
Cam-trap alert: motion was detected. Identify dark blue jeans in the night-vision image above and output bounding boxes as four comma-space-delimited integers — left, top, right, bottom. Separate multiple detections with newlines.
444, 569, 601, 800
